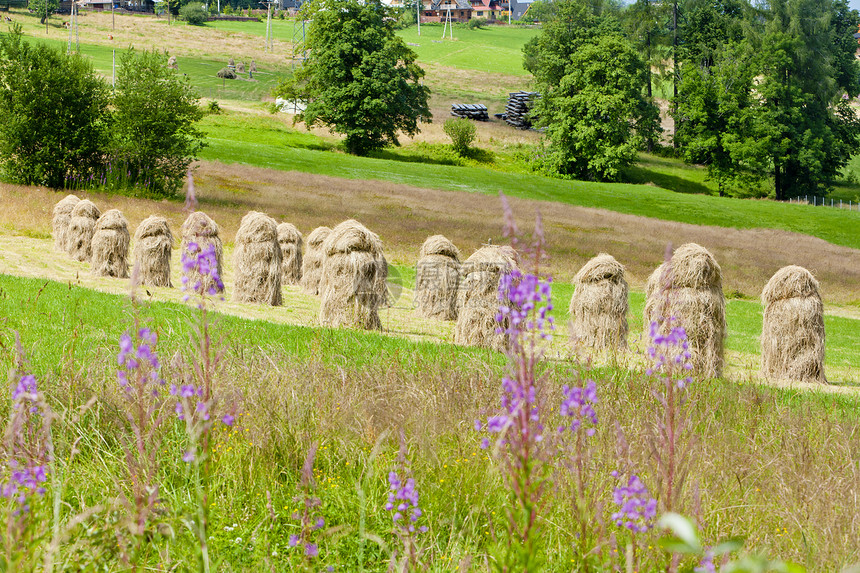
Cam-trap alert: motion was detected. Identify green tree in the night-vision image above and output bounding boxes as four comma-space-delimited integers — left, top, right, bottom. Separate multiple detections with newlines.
0, 26, 109, 188
533, 33, 659, 181
275, 0, 430, 155
179, 1, 209, 25
443, 118, 477, 156
27, 0, 59, 24
111, 49, 205, 196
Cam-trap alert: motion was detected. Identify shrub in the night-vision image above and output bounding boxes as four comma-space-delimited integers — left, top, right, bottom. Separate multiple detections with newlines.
0, 26, 109, 189
466, 16, 487, 29
222, 3, 233, 14
179, 2, 208, 25
443, 118, 477, 157
208, 100, 222, 114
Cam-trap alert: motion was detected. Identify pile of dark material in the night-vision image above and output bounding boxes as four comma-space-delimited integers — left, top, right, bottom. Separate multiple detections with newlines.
450, 104, 489, 121
498, 91, 540, 129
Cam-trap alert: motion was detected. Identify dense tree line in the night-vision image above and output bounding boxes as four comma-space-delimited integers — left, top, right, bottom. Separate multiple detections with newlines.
0, 27, 204, 196
525, 0, 860, 198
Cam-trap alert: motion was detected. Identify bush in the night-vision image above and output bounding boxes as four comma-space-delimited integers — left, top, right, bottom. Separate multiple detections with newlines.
222, 4, 233, 13
466, 17, 487, 29
0, 26, 109, 188
443, 118, 477, 157
208, 100, 222, 114
110, 49, 205, 197
179, 2, 208, 25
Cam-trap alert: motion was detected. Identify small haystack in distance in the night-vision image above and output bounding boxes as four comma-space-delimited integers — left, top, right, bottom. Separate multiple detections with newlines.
233, 211, 283, 306
761, 266, 826, 383
277, 222, 303, 286
454, 245, 517, 351
91, 209, 131, 278
318, 220, 386, 330
415, 235, 461, 320
644, 243, 727, 378
66, 199, 101, 262
300, 226, 332, 295
180, 211, 224, 293
569, 253, 628, 350
133, 216, 174, 288
52, 194, 80, 252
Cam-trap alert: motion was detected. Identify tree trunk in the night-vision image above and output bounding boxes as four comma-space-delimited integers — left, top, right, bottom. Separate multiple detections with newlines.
672, 0, 679, 149
774, 163, 783, 201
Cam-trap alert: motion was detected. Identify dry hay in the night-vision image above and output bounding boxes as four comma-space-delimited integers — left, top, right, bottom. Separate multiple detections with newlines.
180, 211, 224, 293
300, 226, 332, 295
760, 265, 826, 383
454, 245, 517, 351
644, 243, 727, 378
318, 219, 386, 330
569, 253, 628, 350
66, 199, 101, 262
133, 216, 174, 288
376, 253, 391, 308
233, 211, 283, 306
91, 209, 131, 278
51, 194, 80, 252
415, 235, 461, 320
236, 61, 246, 73
277, 223, 303, 286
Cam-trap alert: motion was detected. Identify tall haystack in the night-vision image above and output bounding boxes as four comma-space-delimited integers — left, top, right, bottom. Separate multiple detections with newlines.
318, 220, 386, 330
91, 209, 131, 278
133, 216, 174, 288
376, 253, 391, 308
415, 235, 461, 320
761, 266, 826, 383
233, 212, 283, 306
454, 246, 517, 351
644, 243, 727, 378
277, 223, 303, 285
180, 211, 224, 294
66, 199, 101, 262
52, 194, 80, 252
569, 253, 629, 350
300, 226, 332, 295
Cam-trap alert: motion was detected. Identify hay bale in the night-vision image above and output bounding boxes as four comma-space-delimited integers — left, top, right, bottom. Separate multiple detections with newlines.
415, 235, 461, 320
318, 220, 386, 330
133, 215, 174, 288
569, 253, 628, 349
66, 199, 101, 262
52, 194, 80, 252
236, 61, 246, 73
180, 211, 224, 293
643, 243, 727, 378
760, 266, 826, 383
167, 55, 178, 70
454, 246, 517, 351
277, 222, 303, 286
217, 67, 237, 79
233, 211, 282, 306
300, 226, 331, 295
91, 209, 131, 278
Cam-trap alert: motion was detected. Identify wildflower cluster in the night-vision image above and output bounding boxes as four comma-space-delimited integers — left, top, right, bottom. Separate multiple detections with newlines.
117, 328, 164, 392
496, 270, 554, 341
611, 473, 657, 533
181, 242, 224, 301
386, 471, 427, 535
11, 375, 39, 413
3, 374, 50, 517
290, 444, 324, 562
558, 380, 598, 436
646, 319, 693, 389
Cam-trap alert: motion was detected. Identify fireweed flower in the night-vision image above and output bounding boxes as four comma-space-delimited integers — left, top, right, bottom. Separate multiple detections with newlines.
695, 549, 717, 573
3, 374, 50, 513
117, 328, 164, 392
558, 380, 598, 436
180, 242, 224, 302
496, 270, 555, 340
646, 319, 693, 389
386, 471, 428, 534
611, 474, 657, 533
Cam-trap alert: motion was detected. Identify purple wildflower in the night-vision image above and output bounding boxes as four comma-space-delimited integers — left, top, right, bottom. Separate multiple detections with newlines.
180, 242, 224, 301
117, 328, 163, 394
288, 534, 299, 547
695, 550, 717, 573
304, 543, 318, 557
611, 474, 657, 534
386, 471, 425, 533
182, 451, 195, 463
646, 319, 693, 389
496, 270, 554, 341
559, 380, 598, 436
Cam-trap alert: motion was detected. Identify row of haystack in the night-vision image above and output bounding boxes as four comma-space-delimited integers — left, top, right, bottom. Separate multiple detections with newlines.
567, 243, 826, 384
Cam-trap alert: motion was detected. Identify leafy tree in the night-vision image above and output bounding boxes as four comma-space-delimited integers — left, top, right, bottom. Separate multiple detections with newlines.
111, 49, 205, 196
443, 118, 477, 156
533, 33, 659, 181
179, 2, 209, 25
27, 0, 59, 24
623, 0, 670, 99
0, 26, 109, 188
275, 0, 431, 155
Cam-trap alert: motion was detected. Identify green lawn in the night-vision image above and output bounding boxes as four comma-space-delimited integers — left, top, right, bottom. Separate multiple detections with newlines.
198, 112, 860, 250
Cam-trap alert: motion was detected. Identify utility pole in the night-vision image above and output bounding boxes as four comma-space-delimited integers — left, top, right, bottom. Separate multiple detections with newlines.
416, 0, 420, 35
265, 1, 274, 52
112, 0, 115, 30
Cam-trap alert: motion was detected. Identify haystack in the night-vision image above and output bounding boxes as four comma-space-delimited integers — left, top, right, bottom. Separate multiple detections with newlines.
91, 209, 131, 278
761, 266, 826, 383
233, 212, 282, 306
415, 235, 461, 320
318, 220, 386, 330
277, 223, 303, 285
180, 211, 223, 293
133, 216, 174, 287
66, 199, 101, 262
376, 254, 391, 308
454, 246, 517, 351
569, 253, 628, 350
300, 226, 331, 295
52, 194, 80, 252
644, 243, 727, 378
